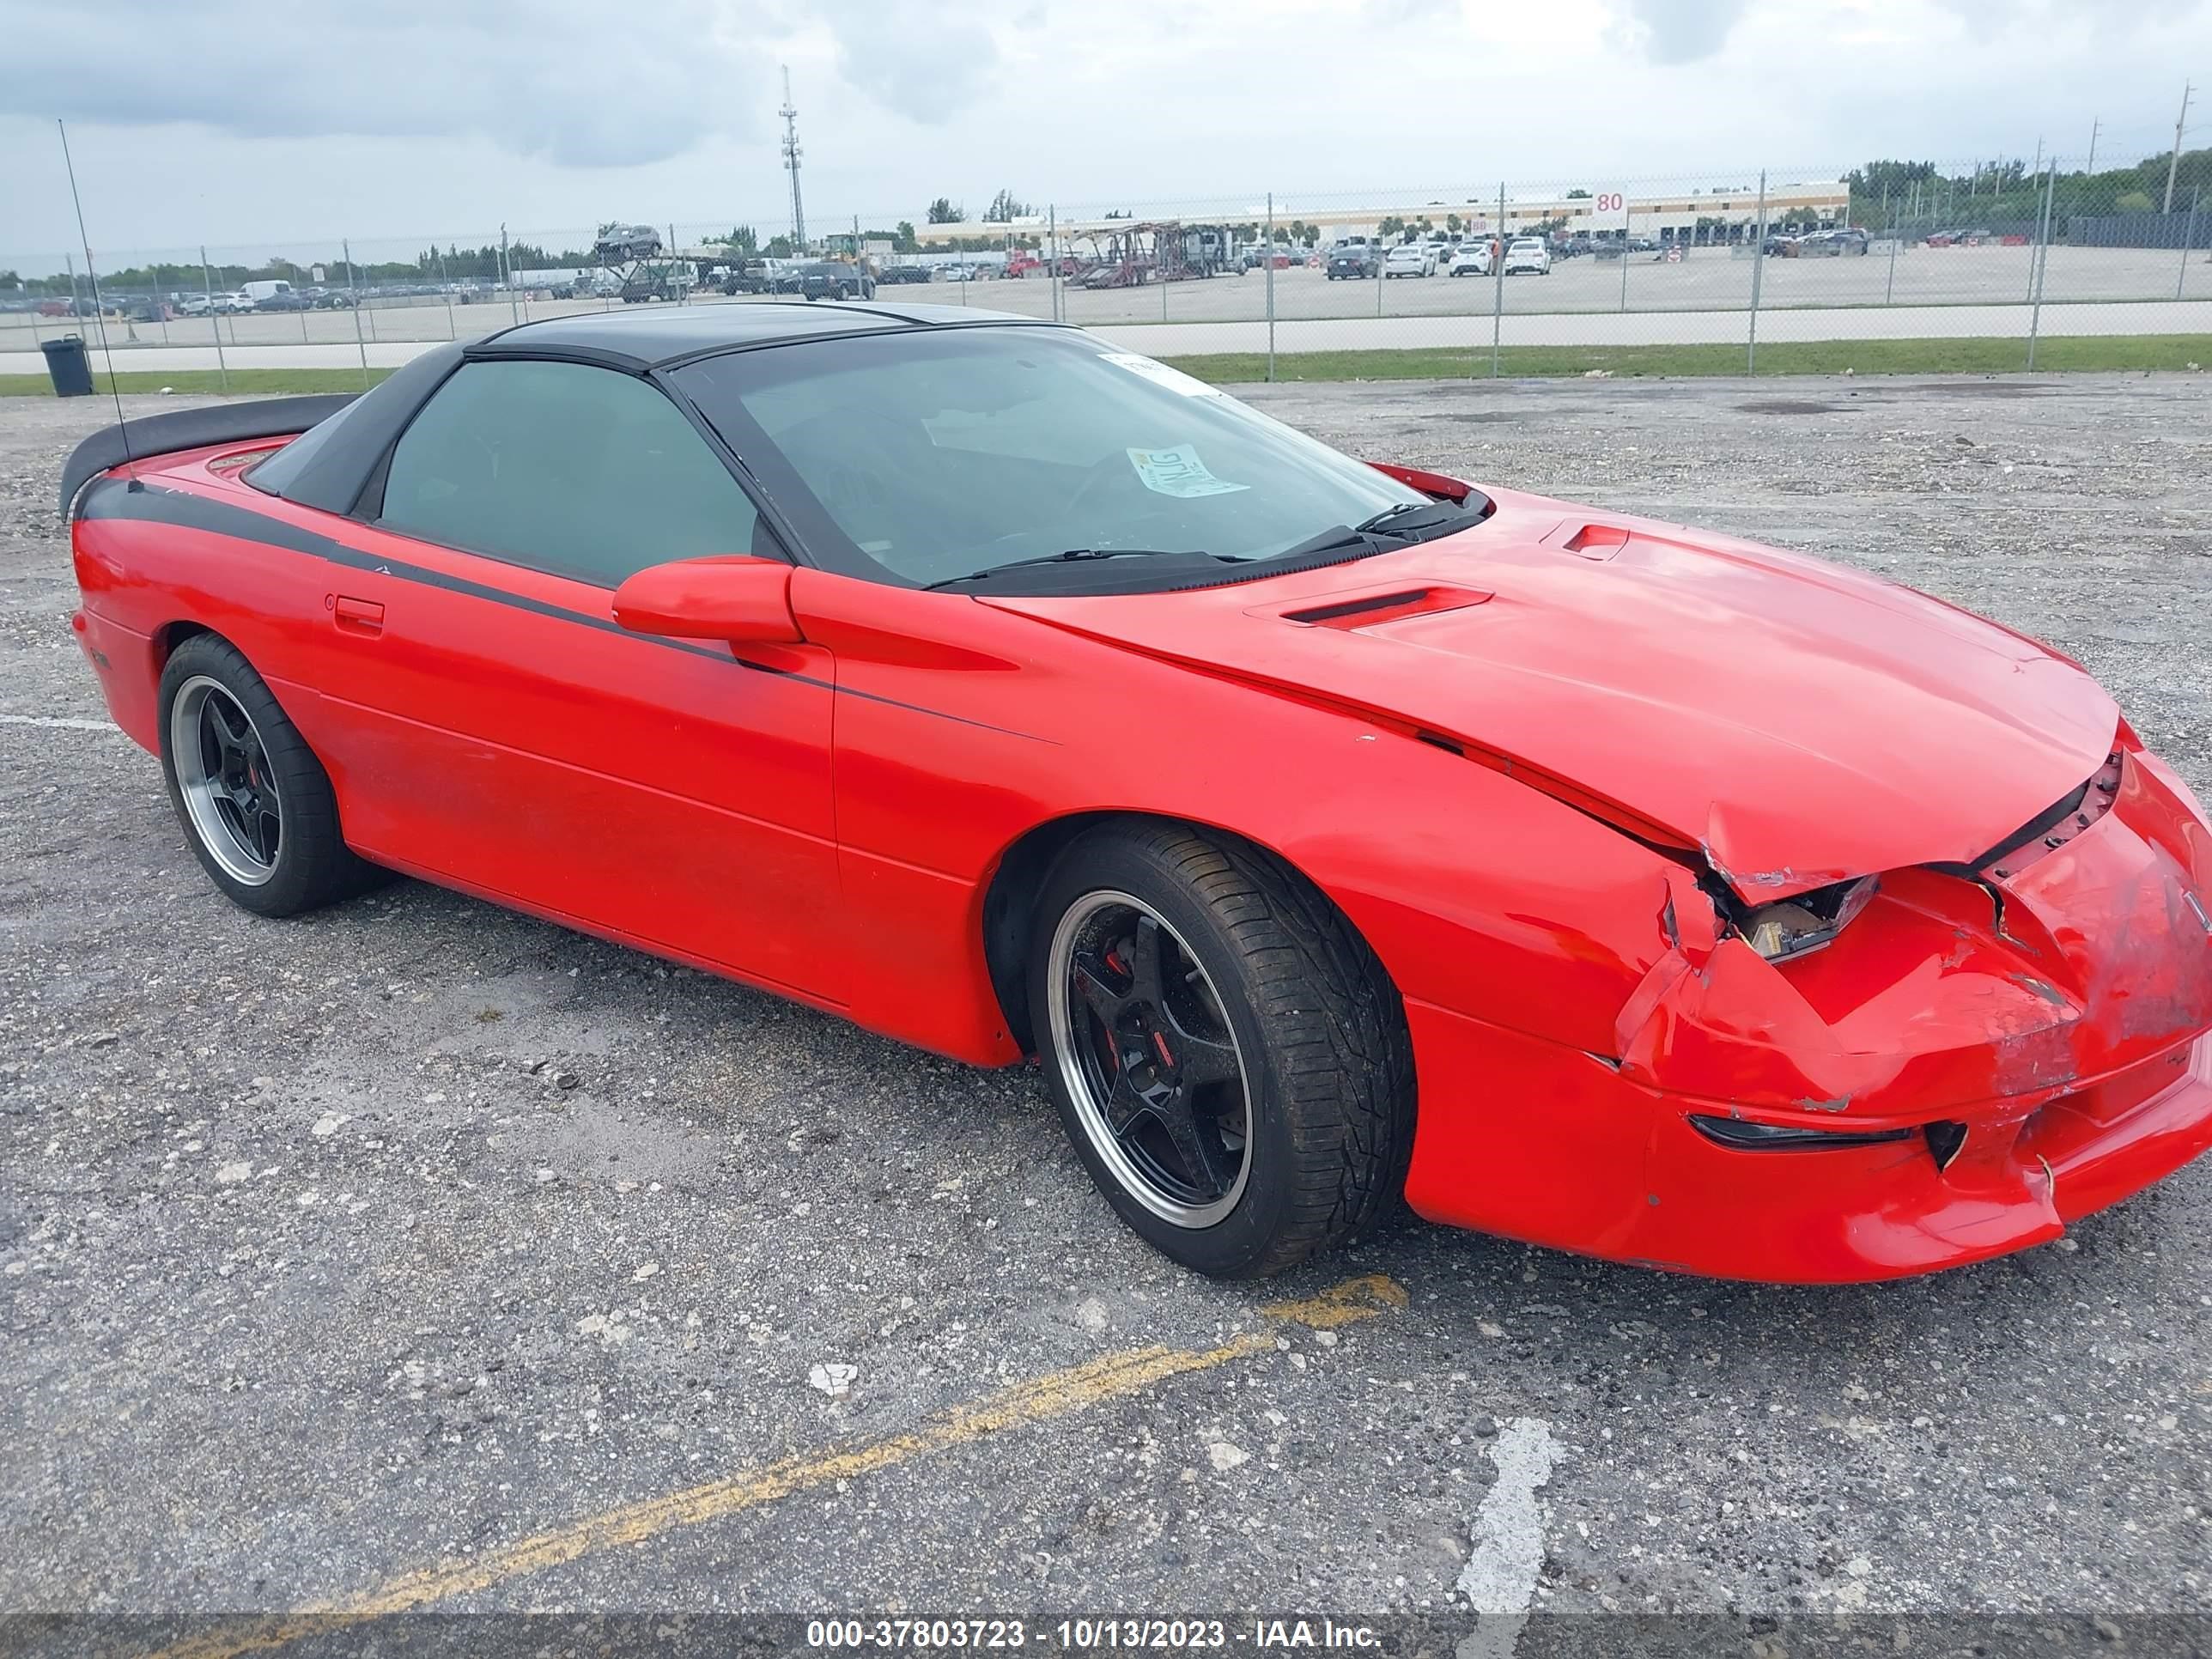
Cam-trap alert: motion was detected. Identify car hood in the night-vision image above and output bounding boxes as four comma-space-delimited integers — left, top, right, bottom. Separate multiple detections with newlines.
980, 488, 2119, 901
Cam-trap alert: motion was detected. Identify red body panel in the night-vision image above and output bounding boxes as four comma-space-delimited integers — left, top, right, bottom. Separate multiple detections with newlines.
69, 441, 2212, 1283
984, 488, 2121, 896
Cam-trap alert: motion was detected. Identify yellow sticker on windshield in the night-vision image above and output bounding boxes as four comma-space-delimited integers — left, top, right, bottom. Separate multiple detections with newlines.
1126, 444, 1249, 498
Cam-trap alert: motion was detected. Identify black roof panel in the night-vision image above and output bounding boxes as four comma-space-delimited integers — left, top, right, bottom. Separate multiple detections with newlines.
469, 299, 1042, 370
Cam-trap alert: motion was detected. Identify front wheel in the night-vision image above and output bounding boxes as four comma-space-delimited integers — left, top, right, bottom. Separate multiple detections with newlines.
1028, 823, 1414, 1278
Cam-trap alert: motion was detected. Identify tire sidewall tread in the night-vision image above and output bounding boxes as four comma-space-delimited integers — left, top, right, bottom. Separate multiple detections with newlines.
156, 634, 383, 918
1028, 820, 1414, 1279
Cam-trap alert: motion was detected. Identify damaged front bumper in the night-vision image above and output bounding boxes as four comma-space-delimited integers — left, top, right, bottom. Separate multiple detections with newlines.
1402, 742, 2212, 1282
1628, 1028, 2212, 1279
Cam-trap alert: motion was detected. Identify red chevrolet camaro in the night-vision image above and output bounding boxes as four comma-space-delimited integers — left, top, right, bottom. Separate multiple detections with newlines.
63, 302, 2212, 1281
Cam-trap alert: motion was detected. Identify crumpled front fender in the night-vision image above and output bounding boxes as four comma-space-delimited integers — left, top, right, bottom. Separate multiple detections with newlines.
1616, 749, 2212, 1126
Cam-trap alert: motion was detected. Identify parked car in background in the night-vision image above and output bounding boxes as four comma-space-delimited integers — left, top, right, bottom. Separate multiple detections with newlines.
253, 289, 311, 312
1448, 242, 1492, 277
718, 258, 776, 295
594, 223, 664, 263
797, 261, 875, 301
212, 292, 254, 313
1326, 243, 1379, 280
1798, 228, 1870, 256
874, 264, 934, 285
1382, 242, 1436, 278
1502, 238, 1552, 276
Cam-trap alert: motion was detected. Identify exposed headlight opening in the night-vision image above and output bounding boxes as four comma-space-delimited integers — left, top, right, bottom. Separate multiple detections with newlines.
1737, 874, 1880, 963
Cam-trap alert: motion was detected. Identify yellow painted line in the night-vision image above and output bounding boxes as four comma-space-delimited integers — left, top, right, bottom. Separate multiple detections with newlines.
149, 1273, 1407, 1659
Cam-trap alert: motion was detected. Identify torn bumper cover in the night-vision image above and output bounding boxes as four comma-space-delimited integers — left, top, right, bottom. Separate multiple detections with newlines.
1403, 743, 2212, 1282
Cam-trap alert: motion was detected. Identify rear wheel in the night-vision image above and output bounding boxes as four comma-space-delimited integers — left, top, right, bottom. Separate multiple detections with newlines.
158, 634, 384, 918
1028, 823, 1414, 1278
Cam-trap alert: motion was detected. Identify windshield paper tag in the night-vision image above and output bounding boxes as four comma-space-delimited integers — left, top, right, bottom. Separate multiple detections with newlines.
1126, 444, 1249, 499
1099, 352, 1224, 397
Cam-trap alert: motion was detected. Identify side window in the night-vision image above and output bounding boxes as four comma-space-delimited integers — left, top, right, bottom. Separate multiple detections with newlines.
378, 360, 764, 586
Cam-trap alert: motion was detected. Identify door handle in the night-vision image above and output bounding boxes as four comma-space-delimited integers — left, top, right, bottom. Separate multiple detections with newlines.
333, 594, 384, 636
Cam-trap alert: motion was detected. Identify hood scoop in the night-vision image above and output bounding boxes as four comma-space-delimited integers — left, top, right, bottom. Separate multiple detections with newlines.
1279, 584, 1492, 631
1555, 522, 1631, 561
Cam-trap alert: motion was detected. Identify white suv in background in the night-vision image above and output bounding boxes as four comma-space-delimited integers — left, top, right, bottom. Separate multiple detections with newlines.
1449, 242, 1492, 276
1382, 242, 1436, 278
1502, 239, 1553, 276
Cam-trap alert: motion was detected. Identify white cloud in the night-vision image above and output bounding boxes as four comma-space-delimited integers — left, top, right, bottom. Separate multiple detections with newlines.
0, 0, 775, 166
1614, 0, 1749, 61
817, 0, 1006, 120
2, 0, 2207, 255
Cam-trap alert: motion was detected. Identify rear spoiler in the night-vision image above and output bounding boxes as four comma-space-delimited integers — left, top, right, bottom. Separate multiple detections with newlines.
60, 393, 358, 519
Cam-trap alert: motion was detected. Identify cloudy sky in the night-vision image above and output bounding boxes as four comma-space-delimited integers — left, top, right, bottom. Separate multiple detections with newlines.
2, 0, 2205, 265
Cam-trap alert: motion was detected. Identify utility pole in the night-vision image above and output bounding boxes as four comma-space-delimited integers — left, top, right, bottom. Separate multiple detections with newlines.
2085, 116, 2100, 176
780, 64, 806, 252
2167, 82, 2194, 214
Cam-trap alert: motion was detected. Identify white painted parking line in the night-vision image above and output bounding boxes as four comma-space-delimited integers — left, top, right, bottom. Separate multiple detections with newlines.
0, 713, 123, 732
1455, 1418, 1563, 1659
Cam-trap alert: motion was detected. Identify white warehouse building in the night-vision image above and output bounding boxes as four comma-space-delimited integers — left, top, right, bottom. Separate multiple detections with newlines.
981, 180, 1852, 247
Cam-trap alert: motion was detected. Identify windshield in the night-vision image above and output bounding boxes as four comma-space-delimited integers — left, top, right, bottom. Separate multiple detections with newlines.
671, 327, 1433, 590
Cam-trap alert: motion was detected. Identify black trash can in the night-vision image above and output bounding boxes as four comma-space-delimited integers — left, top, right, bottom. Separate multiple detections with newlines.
41, 334, 94, 398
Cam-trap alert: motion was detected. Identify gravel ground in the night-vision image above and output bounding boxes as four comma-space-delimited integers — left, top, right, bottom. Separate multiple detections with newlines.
1, 375, 2208, 1647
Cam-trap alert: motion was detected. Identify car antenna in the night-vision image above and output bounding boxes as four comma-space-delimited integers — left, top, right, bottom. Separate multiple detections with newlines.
57, 118, 139, 491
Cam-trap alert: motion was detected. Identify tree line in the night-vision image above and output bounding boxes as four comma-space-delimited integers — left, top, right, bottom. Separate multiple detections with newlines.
1846, 147, 2212, 228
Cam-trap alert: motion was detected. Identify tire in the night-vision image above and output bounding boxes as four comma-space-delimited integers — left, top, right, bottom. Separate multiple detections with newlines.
157, 633, 385, 918
1027, 822, 1414, 1279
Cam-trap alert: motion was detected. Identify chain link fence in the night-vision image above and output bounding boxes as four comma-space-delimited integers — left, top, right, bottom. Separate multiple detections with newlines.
4, 154, 2209, 382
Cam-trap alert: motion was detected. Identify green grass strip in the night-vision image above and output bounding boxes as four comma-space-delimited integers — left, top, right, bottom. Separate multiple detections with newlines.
0, 368, 396, 398
1156, 335, 2212, 383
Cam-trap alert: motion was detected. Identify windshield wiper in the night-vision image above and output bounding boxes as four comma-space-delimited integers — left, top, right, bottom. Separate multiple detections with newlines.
1267, 523, 1370, 562
922, 547, 1228, 590
1353, 501, 1475, 538
1265, 502, 1479, 568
